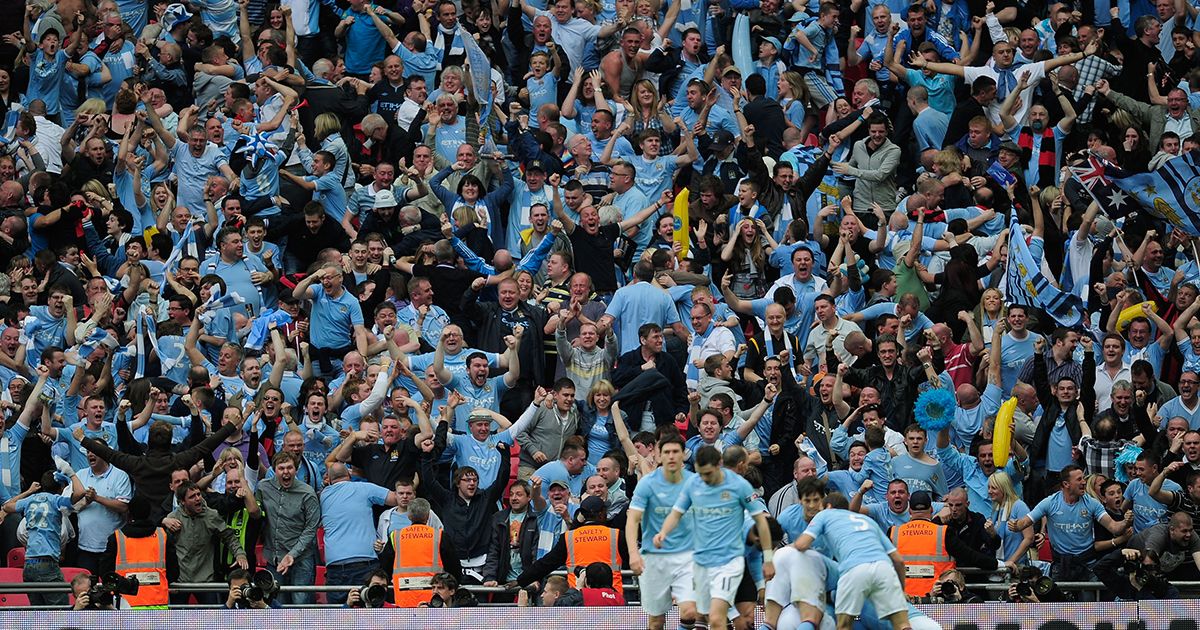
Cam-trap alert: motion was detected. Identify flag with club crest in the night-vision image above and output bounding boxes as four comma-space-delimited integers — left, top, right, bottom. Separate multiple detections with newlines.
1006, 214, 1087, 328
1105, 150, 1200, 237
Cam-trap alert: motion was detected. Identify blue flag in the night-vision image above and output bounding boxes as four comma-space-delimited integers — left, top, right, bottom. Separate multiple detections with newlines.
1006, 214, 1086, 328
1108, 150, 1200, 236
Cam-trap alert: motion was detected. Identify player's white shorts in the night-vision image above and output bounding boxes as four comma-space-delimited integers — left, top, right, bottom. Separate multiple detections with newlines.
694, 557, 744, 614
639, 550, 696, 616
834, 560, 907, 618
765, 547, 828, 609
910, 615, 943, 630
779, 604, 838, 630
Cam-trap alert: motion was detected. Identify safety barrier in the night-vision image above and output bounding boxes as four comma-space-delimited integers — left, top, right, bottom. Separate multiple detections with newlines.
0, 600, 1173, 628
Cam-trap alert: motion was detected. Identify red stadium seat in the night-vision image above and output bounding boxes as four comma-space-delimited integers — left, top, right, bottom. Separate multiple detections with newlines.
5, 548, 23, 568
60, 567, 89, 583
315, 565, 327, 605
317, 527, 326, 565
0, 568, 28, 606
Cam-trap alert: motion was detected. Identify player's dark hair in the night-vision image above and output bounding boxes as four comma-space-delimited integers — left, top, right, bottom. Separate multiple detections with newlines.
695, 445, 722, 468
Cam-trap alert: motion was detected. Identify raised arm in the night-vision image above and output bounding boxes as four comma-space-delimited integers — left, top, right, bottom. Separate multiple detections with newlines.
143, 104, 177, 149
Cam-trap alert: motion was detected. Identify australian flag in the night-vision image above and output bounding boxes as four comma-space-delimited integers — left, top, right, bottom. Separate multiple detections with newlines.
1067, 152, 1136, 218
1106, 150, 1200, 237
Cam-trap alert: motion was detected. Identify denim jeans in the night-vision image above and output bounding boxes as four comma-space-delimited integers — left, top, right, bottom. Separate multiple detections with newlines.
24, 559, 66, 606
268, 550, 317, 606
323, 559, 379, 605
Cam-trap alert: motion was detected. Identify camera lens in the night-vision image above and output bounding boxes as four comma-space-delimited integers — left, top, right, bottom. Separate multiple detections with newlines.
361, 584, 387, 608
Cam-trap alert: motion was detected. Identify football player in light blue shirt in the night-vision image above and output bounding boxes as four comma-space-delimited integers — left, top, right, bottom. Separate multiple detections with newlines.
1009, 465, 1130, 559
625, 433, 699, 630
654, 445, 774, 629
793, 493, 911, 630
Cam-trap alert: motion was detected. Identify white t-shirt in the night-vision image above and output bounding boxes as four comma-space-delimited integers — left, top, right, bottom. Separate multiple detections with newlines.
962, 61, 1047, 128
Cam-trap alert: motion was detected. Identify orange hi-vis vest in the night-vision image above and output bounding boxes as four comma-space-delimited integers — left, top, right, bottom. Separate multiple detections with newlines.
391, 524, 443, 608
890, 519, 955, 597
114, 528, 169, 608
564, 525, 622, 593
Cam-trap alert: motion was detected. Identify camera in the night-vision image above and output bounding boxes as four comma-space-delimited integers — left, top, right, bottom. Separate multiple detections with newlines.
1016, 576, 1057, 598
238, 570, 279, 605
358, 584, 387, 608
940, 580, 958, 598
1126, 555, 1171, 598
87, 572, 140, 607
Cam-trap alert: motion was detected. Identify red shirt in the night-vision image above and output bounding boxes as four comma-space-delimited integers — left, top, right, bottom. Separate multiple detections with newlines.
580, 588, 625, 606
943, 340, 977, 389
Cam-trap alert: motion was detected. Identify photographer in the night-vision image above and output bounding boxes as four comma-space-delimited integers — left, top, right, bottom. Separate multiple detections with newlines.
1094, 512, 1200, 600
345, 569, 395, 608
420, 572, 478, 608
70, 573, 114, 610
224, 568, 282, 609
914, 569, 982, 604
1005, 565, 1068, 603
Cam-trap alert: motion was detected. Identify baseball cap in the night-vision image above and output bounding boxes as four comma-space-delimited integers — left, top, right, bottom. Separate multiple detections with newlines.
709, 130, 735, 152
761, 36, 783, 52
548, 479, 570, 491
999, 140, 1023, 155
526, 159, 547, 173
909, 491, 933, 511
468, 409, 492, 424
580, 495, 606, 515
374, 189, 398, 209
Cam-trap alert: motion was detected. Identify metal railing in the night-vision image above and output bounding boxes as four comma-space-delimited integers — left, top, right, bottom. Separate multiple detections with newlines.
6, 570, 1200, 608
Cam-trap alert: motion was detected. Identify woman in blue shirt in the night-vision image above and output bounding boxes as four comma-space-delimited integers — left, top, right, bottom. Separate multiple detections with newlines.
777, 71, 809, 131
988, 471, 1033, 571
578, 380, 621, 467
308, 113, 355, 191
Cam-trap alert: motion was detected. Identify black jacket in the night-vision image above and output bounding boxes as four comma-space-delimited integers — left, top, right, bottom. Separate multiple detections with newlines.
838, 349, 941, 432
1029, 351, 1092, 470
460, 287, 550, 385
275, 216, 352, 273
418, 442, 511, 561
741, 96, 787, 158
932, 512, 1000, 569
482, 508, 541, 583
745, 143, 831, 236
611, 349, 689, 427
774, 361, 838, 467
83, 421, 237, 525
